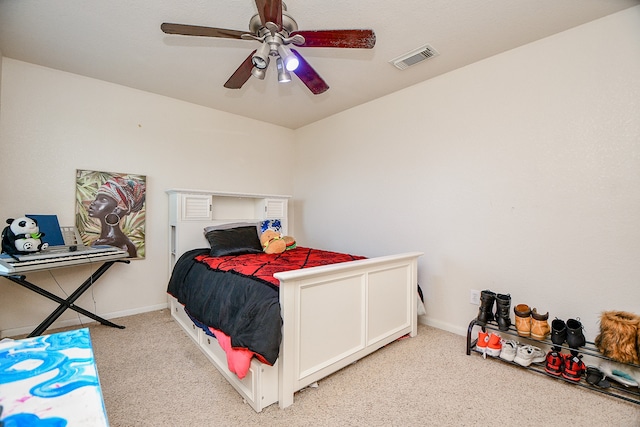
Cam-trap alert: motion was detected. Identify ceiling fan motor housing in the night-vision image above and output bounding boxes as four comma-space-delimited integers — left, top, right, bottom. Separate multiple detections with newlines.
248, 11, 298, 35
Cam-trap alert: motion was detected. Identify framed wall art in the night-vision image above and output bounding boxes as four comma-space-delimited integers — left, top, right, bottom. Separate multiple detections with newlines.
75, 169, 147, 259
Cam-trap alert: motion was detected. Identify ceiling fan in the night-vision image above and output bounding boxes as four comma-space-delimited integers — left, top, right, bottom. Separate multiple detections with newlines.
161, 0, 376, 95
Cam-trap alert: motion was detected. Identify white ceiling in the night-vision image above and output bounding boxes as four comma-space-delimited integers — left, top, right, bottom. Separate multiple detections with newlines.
1, 0, 638, 129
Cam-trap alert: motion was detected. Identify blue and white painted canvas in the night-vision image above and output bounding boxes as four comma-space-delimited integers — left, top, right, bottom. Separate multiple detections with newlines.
0, 328, 109, 426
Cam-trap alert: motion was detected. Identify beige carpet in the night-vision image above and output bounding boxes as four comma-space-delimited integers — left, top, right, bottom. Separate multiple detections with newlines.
41, 310, 640, 426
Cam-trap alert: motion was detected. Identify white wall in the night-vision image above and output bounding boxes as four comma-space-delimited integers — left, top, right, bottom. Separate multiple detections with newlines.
0, 52, 3, 114
0, 59, 295, 336
294, 7, 640, 338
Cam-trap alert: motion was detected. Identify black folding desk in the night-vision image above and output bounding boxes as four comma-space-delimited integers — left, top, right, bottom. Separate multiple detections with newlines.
0, 249, 130, 337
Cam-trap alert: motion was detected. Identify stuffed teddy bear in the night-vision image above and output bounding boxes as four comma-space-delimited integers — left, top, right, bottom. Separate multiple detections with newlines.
1, 217, 49, 256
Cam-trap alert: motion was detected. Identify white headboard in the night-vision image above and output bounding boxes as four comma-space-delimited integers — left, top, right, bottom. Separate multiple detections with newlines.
166, 189, 291, 274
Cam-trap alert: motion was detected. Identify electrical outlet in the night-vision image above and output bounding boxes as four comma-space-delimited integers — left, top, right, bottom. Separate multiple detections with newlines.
470, 289, 481, 305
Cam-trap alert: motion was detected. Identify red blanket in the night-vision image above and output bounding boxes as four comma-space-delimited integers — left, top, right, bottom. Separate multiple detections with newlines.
195, 247, 365, 287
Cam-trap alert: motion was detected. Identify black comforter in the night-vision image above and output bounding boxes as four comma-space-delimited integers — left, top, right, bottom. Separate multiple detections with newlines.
167, 248, 282, 365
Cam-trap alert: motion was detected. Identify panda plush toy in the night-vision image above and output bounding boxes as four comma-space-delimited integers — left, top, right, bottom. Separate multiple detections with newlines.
1, 217, 49, 256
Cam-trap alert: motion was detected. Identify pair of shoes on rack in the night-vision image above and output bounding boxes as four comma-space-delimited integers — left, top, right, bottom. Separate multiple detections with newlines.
475, 331, 544, 366
551, 318, 586, 353
476, 331, 502, 359
476, 290, 512, 331
545, 349, 587, 382
514, 304, 550, 339
513, 344, 545, 367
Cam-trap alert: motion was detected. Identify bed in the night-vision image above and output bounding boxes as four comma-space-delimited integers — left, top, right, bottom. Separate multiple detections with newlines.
166, 189, 422, 411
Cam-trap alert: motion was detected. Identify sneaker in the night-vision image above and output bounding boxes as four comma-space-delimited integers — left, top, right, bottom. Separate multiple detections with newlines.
485, 333, 502, 357
531, 346, 545, 363
476, 331, 489, 357
514, 344, 545, 367
499, 339, 518, 362
545, 350, 564, 376
562, 353, 586, 382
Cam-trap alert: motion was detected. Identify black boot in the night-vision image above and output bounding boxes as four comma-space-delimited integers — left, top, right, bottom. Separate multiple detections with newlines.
551, 318, 567, 351
476, 290, 496, 326
495, 293, 512, 331
567, 318, 586, 355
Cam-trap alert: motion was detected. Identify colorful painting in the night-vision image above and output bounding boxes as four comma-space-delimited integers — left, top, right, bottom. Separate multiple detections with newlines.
75, 169, 146, 259
0, 328, 109, 426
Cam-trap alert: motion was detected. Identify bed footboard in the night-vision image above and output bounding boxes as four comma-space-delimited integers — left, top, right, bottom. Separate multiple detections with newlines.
274, 252, 422, 409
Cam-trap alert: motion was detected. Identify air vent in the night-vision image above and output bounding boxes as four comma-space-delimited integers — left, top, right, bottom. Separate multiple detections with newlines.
389, 44, 439, 70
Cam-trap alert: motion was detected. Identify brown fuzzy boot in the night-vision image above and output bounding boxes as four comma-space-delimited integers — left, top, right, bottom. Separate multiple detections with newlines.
595, 311, 640, 365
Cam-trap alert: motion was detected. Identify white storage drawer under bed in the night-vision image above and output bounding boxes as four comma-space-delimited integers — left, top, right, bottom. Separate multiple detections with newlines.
169, 296, 278, 412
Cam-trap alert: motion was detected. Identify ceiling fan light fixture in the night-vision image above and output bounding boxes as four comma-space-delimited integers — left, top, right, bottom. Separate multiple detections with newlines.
277, 44, 299, 71
285, 55, 299, 72
251, 66, 266, 80
276, 57, 292, 83
252, 43, 271, 69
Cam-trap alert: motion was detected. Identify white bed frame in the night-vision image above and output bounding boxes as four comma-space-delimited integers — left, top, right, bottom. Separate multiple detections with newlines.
167, 189, 422, 411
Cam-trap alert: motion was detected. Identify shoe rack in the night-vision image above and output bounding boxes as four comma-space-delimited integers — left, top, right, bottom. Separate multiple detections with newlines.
466, 318, 640, 406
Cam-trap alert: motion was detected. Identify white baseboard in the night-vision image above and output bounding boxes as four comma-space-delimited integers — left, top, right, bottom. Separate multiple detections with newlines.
419, 315, 467, 337
0, 302, 169, 338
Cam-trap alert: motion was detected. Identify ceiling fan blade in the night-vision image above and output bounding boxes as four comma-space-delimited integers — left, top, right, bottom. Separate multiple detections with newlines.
255, 0, 282, 29
290, 49, 329, 95
224, 51, 256, 89
290, 29, 376, 49
161, 23, 246, 39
